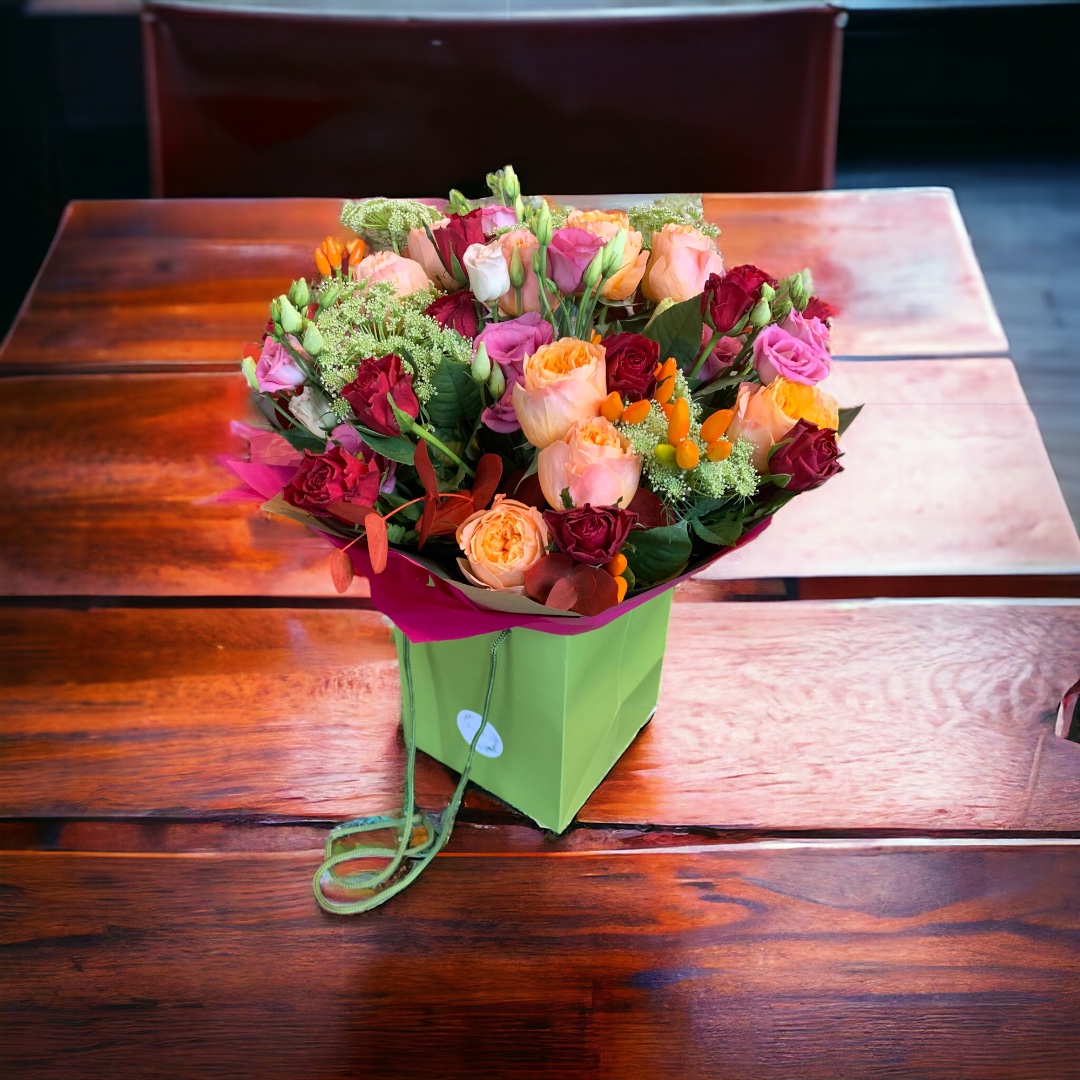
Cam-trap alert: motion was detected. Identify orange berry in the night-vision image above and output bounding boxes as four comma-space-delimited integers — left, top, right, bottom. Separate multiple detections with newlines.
322, 237, 343, 269
653, 362, 664, 377
621, 399, 651, 426
605, 553, 628, 576
700, 408, 734, 444
667, 397, 690, 444
591, 330, 602, 345
654, 376, 675, 405
659, 357, 678, 379
600, 391, 624, 424
314, 248, 332, 276
345, 237, 367, 264
661, 402, 674, 419
676, 441, 700, 470
706, 439, 733, 462
615, 575, 628, 603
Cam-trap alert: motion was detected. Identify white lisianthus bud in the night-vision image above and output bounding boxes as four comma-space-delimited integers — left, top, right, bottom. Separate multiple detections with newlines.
487, 362, 505, 399
463, 241, 511, 303
278, 295, 303, 334
471, 341, 492, 384
749, 297, 772, 328
601, 228, 628, 277
288, 386, 335, 434
508, 244, 527, 289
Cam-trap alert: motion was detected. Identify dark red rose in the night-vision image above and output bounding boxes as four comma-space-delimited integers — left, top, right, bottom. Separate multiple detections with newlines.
432, 209, 485, 283
602, 332, 660, 403
803, 296, 836, 324
424, 290, 480, 339
283, 446, 381, 517
341, 354, 419, 436
768, 419, 843, 491
543, 504, 639, 565
701, 264, 772, 333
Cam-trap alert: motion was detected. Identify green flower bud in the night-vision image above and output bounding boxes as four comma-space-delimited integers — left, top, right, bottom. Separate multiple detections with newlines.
302, 322, 323, 356
601, 228, 628, 277
288, 278, 310, 309
278, 295, 303, 334
270, 298, 281, 323
509, 245, 526, 289
487, 362, 506, 399
772, 297, 793, 323
471, 342, 492, 384
241, 355, 260, 391
581, 249, 604, 292
531, 249, 543, 274
536, 201, 553, 247
760, 282, 776, 303
317, 284, 340, 312
644, 296, 676, 330
513, 195, 526, 222
448, 188, 471, 215
503, 165, 520, 200
749, 297, 772, 328
654, 443, 678, 468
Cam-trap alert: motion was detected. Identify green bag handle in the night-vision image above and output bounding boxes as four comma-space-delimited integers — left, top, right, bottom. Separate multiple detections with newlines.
313, 628, 511, 915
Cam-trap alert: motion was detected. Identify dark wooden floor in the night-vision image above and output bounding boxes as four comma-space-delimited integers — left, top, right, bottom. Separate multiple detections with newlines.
837, 159, 1080, 528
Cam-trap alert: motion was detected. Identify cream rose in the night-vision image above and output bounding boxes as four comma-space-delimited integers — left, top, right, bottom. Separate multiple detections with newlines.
641, 224, 724, 303
456, 496, 551, 593
350, 250, 431, 296
537, 416, 642, 510
463, 240, 512, 304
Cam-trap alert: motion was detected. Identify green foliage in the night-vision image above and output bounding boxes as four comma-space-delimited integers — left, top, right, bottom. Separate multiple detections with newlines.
642, 296, 704, 368
425, 358, 483, 429
838, 404, 863, 437
355, 424, 417, 464
624, 523, 692, 585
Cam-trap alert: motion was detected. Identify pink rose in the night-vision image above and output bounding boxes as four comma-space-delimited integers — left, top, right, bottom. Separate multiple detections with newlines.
255, 340, 306, 393
350, 251, 431, 296
783, 309, 832, 356
497, 228, 541, 316
475, 313, 554, 433
406, 219, 458, 291
546, 227, 604, 294
511, 337, 608, 448
752, 322, 831, 386
641, 224, 724, 303
537, 416, 642, 510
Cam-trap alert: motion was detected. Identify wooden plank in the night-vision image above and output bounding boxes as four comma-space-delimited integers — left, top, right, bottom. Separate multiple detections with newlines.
0, 362, 1075, 598
2, 602, 1078, 830
0, 190, 1007, 373
704, 188, 1009, 358
3, 843, 1079, 1078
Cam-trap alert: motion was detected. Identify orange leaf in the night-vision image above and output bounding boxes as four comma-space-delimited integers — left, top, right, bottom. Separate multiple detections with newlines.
330, 548, 354, 593
365, 513, 388, 574
326, 501, 377, 525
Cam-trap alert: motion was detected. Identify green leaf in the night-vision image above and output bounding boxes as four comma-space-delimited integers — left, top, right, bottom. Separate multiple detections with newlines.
560, 488, 573, 510
624, 522, 692, 585
769, 473, 793, 489
279, 427, 325, 454
838, 404, 863, 437
690, 515, 742, 547
425, 358, 483, 429
355, 425, 417, 464
385, 521, 408, 545
642, 295, 704, 368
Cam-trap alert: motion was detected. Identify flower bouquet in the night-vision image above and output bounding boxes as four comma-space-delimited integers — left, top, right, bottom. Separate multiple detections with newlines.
227, 166, 858, 913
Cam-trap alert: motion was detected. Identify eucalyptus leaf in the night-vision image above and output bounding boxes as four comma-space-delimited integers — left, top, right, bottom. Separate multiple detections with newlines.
838, 404, 864, 437
624, 522, 691, 585
426, 359, 483, 428
642, 295, 704, 368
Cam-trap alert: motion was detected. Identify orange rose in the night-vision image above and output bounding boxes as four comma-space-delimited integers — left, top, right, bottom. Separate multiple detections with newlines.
350, 250, 431, 296
456, 496, 551, 593
537, 416, 642, 510
641, 224, 724, 303
511, 337, 607, 448
565, 209, 647, 301
727, 377, 840, 471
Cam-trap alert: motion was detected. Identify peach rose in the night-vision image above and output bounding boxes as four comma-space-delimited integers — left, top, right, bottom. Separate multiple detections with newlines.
727, 377, 840, 471
538, 416, 642, 510
641, 224, 724, 303
456, 496, 551, 593
566, 209, 648, 301
512, 337, 608, 449
497, 228, 541, 316
406, 219, 458, 291
350, 250, 431, 296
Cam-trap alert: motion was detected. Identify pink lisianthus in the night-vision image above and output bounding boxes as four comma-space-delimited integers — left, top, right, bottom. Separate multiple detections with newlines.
641, 224, 724, 303
512, 337, 607, 449
407, 219, 458, 291
481, 205, 519, 234
475, 313, 554, 433
752, 322, 831, 387
546, 227, 604, 294
497, 229, 541, 316
350, 251, 431, 296
255, 340, 306, 393
537, 416, 641, 510
695, 328, 743, 385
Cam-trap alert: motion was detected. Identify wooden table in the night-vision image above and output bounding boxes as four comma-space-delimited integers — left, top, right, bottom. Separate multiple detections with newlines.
2, 193, 1079, 1078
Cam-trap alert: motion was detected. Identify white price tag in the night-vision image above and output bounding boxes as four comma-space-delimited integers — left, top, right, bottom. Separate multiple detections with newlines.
456, 710, 503, 759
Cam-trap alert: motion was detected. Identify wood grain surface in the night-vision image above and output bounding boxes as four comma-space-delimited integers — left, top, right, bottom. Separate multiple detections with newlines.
0, 362, 1075, 598
0, 190, 1006, 373
3, 843, 1079, 1079
3, 601, 1078, 830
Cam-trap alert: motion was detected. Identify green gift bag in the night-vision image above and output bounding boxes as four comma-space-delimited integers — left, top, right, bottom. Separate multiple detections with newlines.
397, 589, 674, 833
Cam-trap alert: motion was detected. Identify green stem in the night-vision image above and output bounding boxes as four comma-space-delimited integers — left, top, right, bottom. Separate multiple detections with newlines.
413, 426, 475, 478
688, 328, 723, 380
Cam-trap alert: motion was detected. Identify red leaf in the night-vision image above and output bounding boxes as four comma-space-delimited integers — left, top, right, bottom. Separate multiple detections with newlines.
426, 495, 475, 537
546, 577, 579, 611
569, 564, 618, 616
627, 487, 672, 529
524, 553, 575, 604
329, 548, 354, 593
326, 501, 376, 525
511, 471, 548, 512
413, 439, 439, 499
470, 454, 503, 511
365, 513, 388, 574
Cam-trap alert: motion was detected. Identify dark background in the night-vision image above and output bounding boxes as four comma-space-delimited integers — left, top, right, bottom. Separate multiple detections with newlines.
2, 1, 1079, 340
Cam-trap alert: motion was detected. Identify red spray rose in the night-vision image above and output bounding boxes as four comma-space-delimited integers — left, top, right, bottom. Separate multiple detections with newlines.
542, 504, 639, 565
602, 332, 660, 403
283, 446, 382, 517
701, 265, 772, 333
341, 354, 420, 436
424, 290, 480, 339
803, 296, 836, 323
768, 419, 843, 491
432, 209, 485, 282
